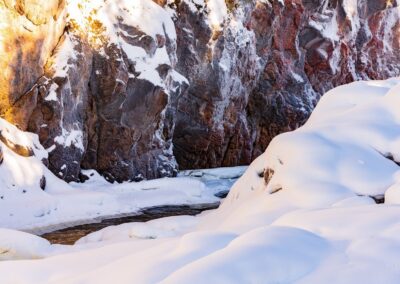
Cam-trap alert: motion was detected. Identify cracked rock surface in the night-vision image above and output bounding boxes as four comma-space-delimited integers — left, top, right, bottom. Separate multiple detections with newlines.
0, 0, 399, 182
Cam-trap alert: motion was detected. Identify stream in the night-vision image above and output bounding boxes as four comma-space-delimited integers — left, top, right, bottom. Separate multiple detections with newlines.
41, 202, 220, 245
40, 167, 246, 245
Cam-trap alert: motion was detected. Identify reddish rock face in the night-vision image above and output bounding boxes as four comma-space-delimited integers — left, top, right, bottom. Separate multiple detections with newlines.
172, 0, 400, 169
245, 0, 400, 160
172, 1, 260, 169
0, 0, 399, 182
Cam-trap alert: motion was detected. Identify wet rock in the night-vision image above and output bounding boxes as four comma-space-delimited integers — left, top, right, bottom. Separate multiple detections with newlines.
382, 153, 400, 166
78, 172, 89, 183
264, 168, 275, 185
39, 175, 46, 190
370, 195, 385, 204
214, 190, 229, 199
0, 145, 3, 164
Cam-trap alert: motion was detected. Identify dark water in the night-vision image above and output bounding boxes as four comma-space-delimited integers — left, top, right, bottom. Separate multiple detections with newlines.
41, 203, 220, 245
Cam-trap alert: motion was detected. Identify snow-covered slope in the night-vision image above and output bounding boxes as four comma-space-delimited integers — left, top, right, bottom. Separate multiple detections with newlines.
1, 79, 400, 283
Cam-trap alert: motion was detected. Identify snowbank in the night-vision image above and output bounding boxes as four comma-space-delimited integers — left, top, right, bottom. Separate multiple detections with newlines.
0, 229, 52, 261
76, 215, 199, 244
263, 78, 400, 201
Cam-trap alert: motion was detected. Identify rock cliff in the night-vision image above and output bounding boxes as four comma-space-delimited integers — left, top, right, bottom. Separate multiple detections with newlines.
0, 0, 399, 182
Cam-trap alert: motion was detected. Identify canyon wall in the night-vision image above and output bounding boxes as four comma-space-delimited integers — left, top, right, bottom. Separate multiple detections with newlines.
0, 0, 399, 182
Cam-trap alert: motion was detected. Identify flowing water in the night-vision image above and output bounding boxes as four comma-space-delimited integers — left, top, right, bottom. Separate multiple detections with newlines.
40, 167, 244, 245
41, 202, 220, 245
